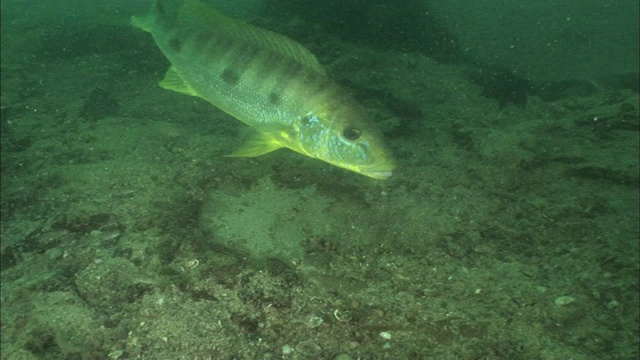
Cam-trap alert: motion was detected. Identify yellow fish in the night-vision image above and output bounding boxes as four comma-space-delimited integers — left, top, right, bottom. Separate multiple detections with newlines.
132, 0, 394, 179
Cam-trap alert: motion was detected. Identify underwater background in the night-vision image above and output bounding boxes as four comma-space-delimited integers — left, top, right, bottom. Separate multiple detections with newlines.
1, 0, 638, 359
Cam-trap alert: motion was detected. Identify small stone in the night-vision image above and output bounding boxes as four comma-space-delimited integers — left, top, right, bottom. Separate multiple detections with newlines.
45, 247, 64, 260
554, 295, 576, 306
282, 344, 293, 355
306, 315, 323, 328
185, 259, 199, 270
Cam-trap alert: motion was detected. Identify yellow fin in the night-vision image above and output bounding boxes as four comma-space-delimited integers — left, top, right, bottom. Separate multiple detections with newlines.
131, 14, 152, 32
131, 7, 156, 32
178, 0, 326, 75
228, 132, 284, 157
159, 67, 198, 96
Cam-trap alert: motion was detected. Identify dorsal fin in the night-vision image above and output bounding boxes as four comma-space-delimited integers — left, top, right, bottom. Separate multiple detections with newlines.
177, 0, 326, 75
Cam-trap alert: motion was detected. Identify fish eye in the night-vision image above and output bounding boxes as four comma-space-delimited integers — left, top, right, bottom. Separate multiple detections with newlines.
343, 127, 361, 141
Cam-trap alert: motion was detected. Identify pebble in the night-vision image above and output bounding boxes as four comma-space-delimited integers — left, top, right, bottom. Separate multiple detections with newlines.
554, 295, 576, 306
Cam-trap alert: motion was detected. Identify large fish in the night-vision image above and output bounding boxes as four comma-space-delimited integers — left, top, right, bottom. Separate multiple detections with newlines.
132, 0, 394, 179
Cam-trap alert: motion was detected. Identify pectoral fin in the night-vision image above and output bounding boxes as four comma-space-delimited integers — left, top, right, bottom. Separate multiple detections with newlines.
228, 132, 284, 157
160, 67, 198, 96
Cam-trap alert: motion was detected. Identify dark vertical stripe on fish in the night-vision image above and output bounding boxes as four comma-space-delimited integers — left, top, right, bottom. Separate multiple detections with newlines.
168, 36, 184, 52
220, 68, 240, 85
269, 60, 302, 104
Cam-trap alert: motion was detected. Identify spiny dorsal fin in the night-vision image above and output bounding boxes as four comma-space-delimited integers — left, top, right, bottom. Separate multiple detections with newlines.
177, 0, 326, 75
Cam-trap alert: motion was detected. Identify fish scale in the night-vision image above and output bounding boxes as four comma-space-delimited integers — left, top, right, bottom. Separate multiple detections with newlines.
180, 30, 295, 126
132, 0, 394, 179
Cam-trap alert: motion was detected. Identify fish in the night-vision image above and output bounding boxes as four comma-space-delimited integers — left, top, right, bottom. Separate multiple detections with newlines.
132, 0, 394, 179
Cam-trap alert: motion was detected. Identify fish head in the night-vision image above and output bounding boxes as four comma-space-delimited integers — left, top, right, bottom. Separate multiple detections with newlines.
295, 106, 394, 180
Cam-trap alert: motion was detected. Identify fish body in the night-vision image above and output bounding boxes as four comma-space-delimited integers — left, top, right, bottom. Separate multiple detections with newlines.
132, 0, 394, 179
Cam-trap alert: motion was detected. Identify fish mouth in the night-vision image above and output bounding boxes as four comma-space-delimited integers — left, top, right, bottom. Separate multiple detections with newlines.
360, 165, 394, 180
365, 170, 393, 180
